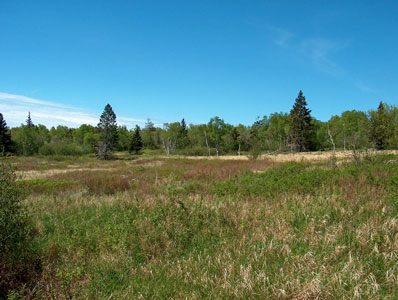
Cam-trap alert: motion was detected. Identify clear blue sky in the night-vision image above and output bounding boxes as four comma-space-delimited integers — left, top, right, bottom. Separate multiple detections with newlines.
1, 0, 397, 128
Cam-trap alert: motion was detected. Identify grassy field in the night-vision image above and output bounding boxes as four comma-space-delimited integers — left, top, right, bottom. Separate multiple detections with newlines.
5, 151, 398, 299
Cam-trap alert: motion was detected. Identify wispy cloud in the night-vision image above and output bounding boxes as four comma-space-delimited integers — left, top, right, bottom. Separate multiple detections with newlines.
354, 80, 375, 93
300, 38, 349, 76
118, 116, 147, 123
266, 26, 348, 76
267, 27, 372, 91
0, 92, 155, 128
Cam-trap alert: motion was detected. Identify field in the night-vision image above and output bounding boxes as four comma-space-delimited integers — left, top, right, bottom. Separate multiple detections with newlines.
6, 151, 398, 299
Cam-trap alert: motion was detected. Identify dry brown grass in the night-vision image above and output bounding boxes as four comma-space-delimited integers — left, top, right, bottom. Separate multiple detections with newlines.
7, 152, 398, 299
170, 149, 398, 163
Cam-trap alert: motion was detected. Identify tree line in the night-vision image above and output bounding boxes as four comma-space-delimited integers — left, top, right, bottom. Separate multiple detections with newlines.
0, 91, 397, 158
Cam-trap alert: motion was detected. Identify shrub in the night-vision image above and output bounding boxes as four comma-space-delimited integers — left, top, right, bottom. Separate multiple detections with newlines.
0, 161, 40, 297
22, 179, 80, 195
213, 163, 337, 198
39, 142, 86, 156
175, 146, 214, 156
247, 148, 261, 160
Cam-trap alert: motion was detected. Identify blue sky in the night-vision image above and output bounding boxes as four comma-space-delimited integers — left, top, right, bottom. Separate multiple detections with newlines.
1, 0, 397, 128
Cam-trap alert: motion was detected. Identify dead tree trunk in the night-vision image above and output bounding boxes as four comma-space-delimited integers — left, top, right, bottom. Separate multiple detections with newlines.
162, 138, 170, 156
328, 127, 336, 154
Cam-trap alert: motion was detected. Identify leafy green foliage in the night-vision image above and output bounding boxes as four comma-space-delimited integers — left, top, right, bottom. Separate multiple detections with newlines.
38, 142, 86, 156
5, 97, 398, 157
22, 178, 80, 194
116, 125, 132, 151
11, 126, 44, 156
0, 162, 40, 297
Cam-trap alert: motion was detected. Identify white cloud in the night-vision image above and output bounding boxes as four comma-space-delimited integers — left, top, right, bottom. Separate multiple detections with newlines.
118, 116, 147, 123
0, 92, 154, 129
300, 38, 349, 76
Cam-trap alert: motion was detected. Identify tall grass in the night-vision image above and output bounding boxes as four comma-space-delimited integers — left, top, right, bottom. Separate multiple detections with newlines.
5, 153, 398, 298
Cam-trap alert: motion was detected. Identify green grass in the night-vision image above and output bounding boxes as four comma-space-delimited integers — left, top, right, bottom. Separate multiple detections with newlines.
5, 153, 398, 298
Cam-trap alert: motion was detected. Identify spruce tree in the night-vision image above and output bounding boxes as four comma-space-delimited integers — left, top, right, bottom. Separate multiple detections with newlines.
177, 118, 189, 148
0, 113, 13, 155
289, 90, 314, 152
97, 104, 118, 160
129, 125, 143, 154
26, 112, 34, 127
181, 118, 187, 132
370, 101, 392, 150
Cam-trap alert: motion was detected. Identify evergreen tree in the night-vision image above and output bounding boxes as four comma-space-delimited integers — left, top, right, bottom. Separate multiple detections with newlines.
145, 118, 155, 131
0, 113, 13, 155
117, 125, 131, 151
97, 104, 118, 160
289, 90, 314, 152
181, 118, 187, 132
177, 118, 189, 148
370, 101, 392, 150
26, 112, 34, 127
142, 118, 157, 149
129, 125, 143, 154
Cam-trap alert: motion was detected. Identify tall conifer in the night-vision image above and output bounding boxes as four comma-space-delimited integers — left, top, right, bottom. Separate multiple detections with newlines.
370, 101, 392, 150
0, 113, 13, 155
97, 104, 118, 159
289, 90, 314, 152
129, 125, 143, 154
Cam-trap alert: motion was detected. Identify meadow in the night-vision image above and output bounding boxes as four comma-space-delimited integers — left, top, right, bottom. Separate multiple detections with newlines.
4, 151, 398, 299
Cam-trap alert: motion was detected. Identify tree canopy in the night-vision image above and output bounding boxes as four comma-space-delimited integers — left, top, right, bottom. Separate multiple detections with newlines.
3, 93, 398, 158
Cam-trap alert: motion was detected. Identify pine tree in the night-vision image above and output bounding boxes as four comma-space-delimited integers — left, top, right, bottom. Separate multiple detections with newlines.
129, 125, 143, 154
370, 101, 392, 150
26, 112, 34, 127
0, 113, 13, 155
289, 90, 314, 152
97, 104, 118, 160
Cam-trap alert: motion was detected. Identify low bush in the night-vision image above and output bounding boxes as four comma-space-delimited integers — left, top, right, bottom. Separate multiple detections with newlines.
39, 142, 87, 156
213, 163, 334, 197
213, 158, 398, 199
175, 147, 215, 156
22, 178, 80, 195
0, 162, 41, 298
